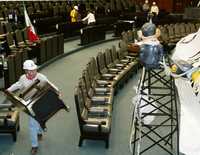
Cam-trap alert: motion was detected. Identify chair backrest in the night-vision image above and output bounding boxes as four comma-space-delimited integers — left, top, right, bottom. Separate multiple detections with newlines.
158, 25, 169, 43
110, 45, 119, 62
6, 32, 15, 48
79, 78, 93, 109
189, 23, 196, 33
179, 23, 186, 37
27, 6, 34, 15
104, 48, 113, 67
117, 47, 129, 60
0, 23, 5, 35
121, 31, 128, 43
82, 70, 91, 95
167, 24, 175, 39
74, 86, 86, 132
88, 57, 100, 80
96, 52, 108, 74
174, 23, 181, 38
53, 5, 59, 16
4, 22, 13, 33
185, 23, 191, 35
195, 23, 200, 31
118, 40, 128, 51
15, 29, 24, 46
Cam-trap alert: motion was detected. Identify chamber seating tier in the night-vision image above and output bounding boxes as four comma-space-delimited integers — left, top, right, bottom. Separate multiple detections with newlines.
74, 40, 140, 148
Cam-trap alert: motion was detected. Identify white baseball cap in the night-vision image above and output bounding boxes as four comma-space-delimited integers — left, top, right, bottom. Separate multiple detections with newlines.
74, 6, 78, 10
23, 60, 37, 70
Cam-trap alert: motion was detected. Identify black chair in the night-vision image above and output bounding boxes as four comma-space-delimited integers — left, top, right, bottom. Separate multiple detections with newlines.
4, 79, 69, 129
74, 86, 111, 148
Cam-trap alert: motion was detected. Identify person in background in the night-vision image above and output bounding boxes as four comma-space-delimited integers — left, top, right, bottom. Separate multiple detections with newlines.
142, 0, 150, 21
82, 10, 96, 25
7, 60, 61, 155
150, 1, 159, 22
150, 1, 159, 16
70, 5, 79, 23
142, 0, 150, 12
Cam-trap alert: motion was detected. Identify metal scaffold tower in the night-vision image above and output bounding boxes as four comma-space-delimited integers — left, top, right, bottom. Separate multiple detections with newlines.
130, 61, 179, 155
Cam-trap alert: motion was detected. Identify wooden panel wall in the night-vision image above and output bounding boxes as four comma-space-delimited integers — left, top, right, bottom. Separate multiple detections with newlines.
142, 0, 192, 13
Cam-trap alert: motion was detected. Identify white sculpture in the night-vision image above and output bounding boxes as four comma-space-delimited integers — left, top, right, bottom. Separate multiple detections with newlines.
170, 28, 200, 155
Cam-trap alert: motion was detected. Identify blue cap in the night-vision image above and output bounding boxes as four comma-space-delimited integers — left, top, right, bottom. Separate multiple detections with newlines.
141, 22, 156, 37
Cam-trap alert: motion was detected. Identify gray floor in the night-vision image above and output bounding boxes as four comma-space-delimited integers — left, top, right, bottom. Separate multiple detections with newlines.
0, 35, 178, 155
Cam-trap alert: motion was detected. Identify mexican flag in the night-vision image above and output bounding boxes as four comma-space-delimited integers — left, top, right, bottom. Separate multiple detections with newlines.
24, 6, 39, 42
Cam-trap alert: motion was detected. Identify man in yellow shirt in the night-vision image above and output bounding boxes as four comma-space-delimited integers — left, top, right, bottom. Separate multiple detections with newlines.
70, 6, 79, 23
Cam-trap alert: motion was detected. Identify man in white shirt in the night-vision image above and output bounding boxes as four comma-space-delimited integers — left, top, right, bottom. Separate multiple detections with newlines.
150, 1, 159, 16
7, 60, 60, 155
82, 10, 96, 25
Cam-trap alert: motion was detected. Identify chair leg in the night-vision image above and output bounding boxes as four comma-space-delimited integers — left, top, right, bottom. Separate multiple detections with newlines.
105, 140, 109, 149
78, 137, 83, 147
17, 125, 20, 131
12, 131, 17, 142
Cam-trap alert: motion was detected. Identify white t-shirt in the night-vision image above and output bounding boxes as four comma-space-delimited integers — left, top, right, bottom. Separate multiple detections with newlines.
150, 5, 159, 15
82, 12, 96, 25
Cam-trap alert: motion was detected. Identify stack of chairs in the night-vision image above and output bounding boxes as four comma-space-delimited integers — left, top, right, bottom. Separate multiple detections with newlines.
74, 44, 139, 148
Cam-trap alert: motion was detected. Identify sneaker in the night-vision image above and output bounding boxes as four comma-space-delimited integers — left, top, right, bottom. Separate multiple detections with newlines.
31, 147, 38, 155
37, 134, 43, 141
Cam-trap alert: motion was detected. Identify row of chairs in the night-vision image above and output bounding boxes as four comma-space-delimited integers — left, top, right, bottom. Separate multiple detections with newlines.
158, 22, 200, 46
3, 28, 64, 63
0, 1, 98, 24
0, 1, 73, 21
74, 44, 139, 148
119, 22, 200, 52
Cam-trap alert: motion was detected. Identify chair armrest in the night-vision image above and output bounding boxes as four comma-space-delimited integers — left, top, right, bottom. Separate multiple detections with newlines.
115, 63, 124, 67
84, 120, 106, 125
95, 87, 109, 93
108, 68, 119, 73
91, 96, 107, 102
96, 80, 109, 85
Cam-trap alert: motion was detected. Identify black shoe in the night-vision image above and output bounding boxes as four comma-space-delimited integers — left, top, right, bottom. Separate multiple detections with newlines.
31, 147, 38, 155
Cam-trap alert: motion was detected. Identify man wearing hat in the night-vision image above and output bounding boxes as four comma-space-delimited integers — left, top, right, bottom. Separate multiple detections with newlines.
70, 5, 79, 23
7, 60, 60, 155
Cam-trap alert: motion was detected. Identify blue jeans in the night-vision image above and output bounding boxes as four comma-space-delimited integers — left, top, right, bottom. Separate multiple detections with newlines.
29, 117, 43, 147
